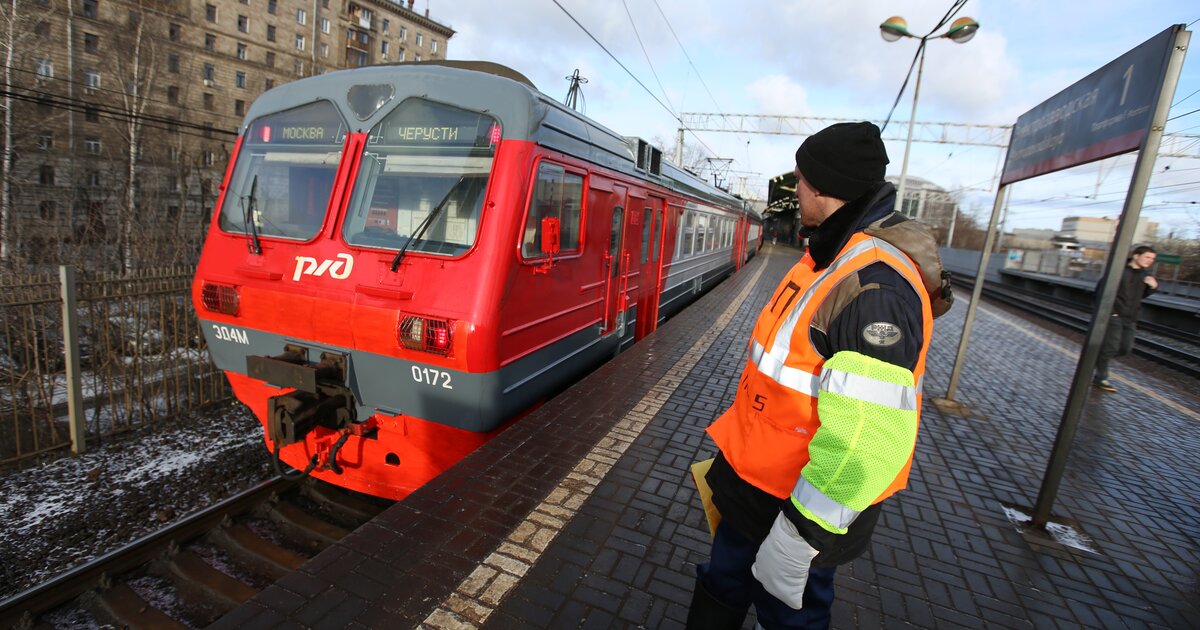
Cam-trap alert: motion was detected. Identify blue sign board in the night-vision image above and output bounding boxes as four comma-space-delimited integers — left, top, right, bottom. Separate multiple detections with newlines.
1000, 25, 1182, 185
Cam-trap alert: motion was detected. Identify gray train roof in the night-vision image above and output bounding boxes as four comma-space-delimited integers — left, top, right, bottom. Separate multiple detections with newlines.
241, 61, 748, 214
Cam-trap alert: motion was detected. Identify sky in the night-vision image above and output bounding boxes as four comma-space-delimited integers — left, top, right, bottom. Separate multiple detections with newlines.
422, 0, 1200, 239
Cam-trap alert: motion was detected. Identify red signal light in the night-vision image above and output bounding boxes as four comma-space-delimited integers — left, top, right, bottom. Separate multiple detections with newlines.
398, 315, 453, 356
261, 126, 271, 142
201, 282, 240, 315
488, 124, 501, 146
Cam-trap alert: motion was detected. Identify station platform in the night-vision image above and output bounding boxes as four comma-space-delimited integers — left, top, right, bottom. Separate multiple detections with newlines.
213, 243, 1200, 629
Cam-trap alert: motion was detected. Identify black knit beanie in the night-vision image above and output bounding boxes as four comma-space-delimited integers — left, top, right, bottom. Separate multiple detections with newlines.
794, 121, 889, 201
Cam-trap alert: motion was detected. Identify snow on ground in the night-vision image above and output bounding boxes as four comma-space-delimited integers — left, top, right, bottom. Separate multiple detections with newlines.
0, 401, 272, 600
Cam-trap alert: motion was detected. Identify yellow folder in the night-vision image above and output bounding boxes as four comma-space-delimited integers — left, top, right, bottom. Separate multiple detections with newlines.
690, 458, 722, 538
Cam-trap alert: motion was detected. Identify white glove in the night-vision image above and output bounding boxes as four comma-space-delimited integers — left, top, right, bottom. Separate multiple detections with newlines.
751, 512, 820, 609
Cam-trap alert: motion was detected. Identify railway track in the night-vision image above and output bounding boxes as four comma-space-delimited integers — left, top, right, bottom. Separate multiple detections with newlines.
0, 477, 391, 629
952, 275, 1200, 379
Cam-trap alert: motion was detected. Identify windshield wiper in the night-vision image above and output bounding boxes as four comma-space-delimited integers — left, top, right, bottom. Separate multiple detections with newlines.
390, 175, 465, 272
243, 175, 262, 255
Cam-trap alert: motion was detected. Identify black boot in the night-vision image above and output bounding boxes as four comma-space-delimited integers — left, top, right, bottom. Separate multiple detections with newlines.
686, 578, 748, 630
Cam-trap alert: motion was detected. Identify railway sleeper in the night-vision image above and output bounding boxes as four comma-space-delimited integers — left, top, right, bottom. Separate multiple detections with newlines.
261, 498, 350, 548
301, 479, 390, 525
161, 548, 257, 620
85, 582, 187, 630
208, 522, 307, 580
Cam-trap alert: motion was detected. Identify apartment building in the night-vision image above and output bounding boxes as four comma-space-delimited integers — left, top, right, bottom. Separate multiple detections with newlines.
3, 0, 453, 266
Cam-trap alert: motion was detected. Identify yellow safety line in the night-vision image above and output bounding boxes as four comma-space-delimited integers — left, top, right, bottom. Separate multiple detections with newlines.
977, 302, 1200, 421
421, 254, 772, 628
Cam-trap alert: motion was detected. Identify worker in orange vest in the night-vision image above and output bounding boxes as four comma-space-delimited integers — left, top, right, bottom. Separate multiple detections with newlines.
686, 122, 952, 629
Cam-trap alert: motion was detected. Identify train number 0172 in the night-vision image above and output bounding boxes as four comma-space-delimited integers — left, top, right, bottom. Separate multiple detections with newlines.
411, 366, 453, 389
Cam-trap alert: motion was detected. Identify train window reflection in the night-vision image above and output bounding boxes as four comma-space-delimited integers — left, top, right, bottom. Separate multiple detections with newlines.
343, 98, 498, 256
218, 100, 345, 241
521, 162, 583, 259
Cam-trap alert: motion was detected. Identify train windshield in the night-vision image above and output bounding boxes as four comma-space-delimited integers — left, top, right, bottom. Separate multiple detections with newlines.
218, 100, 346, 241
342, 97, 498, 256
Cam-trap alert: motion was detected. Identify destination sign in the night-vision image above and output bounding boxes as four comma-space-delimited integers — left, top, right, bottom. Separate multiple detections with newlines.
244, 100, 346, 146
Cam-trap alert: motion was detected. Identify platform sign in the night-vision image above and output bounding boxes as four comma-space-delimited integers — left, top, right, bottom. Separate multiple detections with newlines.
1157, 253, 1182, 264
1000, 26, 1180, 185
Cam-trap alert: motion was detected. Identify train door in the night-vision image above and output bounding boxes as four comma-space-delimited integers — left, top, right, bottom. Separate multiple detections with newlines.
635, 197, 666, 339
601, 185, 633, 337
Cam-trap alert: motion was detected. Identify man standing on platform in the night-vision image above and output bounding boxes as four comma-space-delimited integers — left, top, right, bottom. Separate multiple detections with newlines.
686, 122, 951, 629
1092, 245, 1158, 393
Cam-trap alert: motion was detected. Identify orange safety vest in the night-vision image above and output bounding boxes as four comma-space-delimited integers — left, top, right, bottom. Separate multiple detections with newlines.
708, 232, 934, 502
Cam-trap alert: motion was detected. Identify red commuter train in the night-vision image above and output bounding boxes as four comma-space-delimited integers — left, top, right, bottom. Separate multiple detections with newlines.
192, 61, 761, 499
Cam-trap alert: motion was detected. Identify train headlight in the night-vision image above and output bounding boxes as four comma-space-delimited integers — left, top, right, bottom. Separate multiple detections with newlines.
399, 315, 453, 356
201, 282, 240, 315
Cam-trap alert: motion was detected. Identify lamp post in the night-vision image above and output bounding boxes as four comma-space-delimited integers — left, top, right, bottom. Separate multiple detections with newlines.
880, 16, 979, 215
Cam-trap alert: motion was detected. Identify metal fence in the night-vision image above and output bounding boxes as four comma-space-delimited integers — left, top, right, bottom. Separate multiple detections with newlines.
0, 266, 231, 465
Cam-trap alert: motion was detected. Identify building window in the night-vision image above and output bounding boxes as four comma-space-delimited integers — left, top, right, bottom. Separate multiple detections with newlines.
168, 54, 179, 73
399, 26, 406, 41
169, 23, 181, 41
82, 0, 97, 18
265, 51, 275, 67
265, 78, 274, 90
84, 69, 101, 90
203, 63, 215, 81
40, 200, 57, 221
416, 33, 422, 47
293, 60, 303, 76
35, 58, 53, 78
168, 146, 180, 161
205, 33, 216, 51
321, 0, 328, 8
235, 71, 246, 88
235, 99, 245, 116
431, 39, 438, 54
85, 106, 99, 122
84, 32, 99, 52
381, 41, 388, 55
295, 34, 305, 50
127, 9, 138, 25
397, 49, 404, 62
167, 85, 179, 104
39, 165, 55, 186
414, 53, 421, 62
382, 18, 389, 33
203, 93, 214, 110
85, 136, 101, 154
89, 171, 101, 187
267, 0, 275, 14
238, 15, 248, 32
237, 43, 247, 59
320, 43, 329, 58
38, 133, 53, 150
205, 3, 216, 22
320, 18, 330, 34
266, 25, 275, 41
203, 151, 215, 166
296, 8, 306, 25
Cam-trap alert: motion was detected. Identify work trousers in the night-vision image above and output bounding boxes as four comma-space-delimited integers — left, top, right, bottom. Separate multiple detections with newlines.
696, 520, 837, 630
1094, 314, 1137, 382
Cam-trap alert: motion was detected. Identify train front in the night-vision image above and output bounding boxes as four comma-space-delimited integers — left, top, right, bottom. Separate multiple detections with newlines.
192, 66, 532, 499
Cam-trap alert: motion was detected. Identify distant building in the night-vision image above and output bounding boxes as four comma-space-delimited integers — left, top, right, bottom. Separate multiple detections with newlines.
1059, 216, 1158, 250
4, 0, 453, 265
885, 175, 959, 245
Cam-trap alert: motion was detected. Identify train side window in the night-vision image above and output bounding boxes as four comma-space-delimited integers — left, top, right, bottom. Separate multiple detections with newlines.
609, 207, 623, 278
521, 162, 582, 260
640, 208, 650, 264
217, 99, 345, 241
652, 210, 662, 262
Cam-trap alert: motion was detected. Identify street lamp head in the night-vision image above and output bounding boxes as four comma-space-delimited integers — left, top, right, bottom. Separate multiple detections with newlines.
944, 17, 979, 43
880, 16, 912, 42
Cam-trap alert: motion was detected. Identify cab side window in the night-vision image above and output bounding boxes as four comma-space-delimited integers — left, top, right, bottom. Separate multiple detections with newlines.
521, 162, 583, 259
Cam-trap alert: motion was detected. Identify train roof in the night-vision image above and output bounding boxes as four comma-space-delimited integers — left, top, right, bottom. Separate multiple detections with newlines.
242, 61, 749, 215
